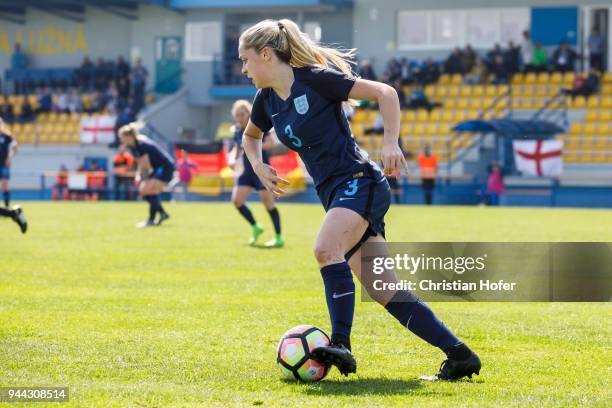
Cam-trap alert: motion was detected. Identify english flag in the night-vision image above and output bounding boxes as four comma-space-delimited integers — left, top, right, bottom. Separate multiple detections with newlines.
80, 115, 116, 144
513, 140, 563, 177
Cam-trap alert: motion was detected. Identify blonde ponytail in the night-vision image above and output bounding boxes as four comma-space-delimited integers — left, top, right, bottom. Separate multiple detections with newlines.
239, 19, 357, 78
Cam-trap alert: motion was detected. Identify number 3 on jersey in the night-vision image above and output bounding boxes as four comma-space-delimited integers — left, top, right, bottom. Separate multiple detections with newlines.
284, 125, 302, 148
344, 179, 359, 196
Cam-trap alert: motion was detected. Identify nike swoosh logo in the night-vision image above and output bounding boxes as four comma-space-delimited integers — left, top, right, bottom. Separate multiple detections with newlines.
339, 197, 356, 201
332, 291, 354, 299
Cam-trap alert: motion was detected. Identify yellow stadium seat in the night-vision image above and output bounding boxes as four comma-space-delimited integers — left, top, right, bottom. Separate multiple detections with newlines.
583, 123, 597, 134
448, 86, 460, 97
602, 84, 612, 95
602, 97, 612, 109
454, 111, 467, 122
442, 111, 455, 122
536, 72, 550, 84
413, 123, 426, 134
435, 86, 448, 97
425, 123, 438, 134
460, 87, 472, 97
466, 110, 479, 120
439, 74, 451, 85
586, 97, 600, 109
472, 85, 484, 97
585, 111, 598, 121
444, 99, 457, 109
402, 110, 416, 122
457, 99, 469, 109
563, 72, 575, 84
451, 74, 463, 85
429, 110, 442, 121
424, 86, 435, 98
603, 72, 612, 83
511, 73, 524, 85
600, 110, 611, 121
568, 123, 582, 134
416, 110, 429, 122
571, 96, 586, 108
598, 123, 611, 135
485, 86, 498, 97
352, 109, 367, 122
525, 73, 537, 84
550, 72, 563, 84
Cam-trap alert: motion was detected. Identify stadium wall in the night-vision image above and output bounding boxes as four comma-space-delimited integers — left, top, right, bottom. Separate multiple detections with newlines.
353, 0, 612, 75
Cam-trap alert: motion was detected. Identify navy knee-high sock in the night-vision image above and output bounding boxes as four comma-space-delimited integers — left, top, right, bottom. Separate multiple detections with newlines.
144, 195, 156, 221
3, 191, 9, 207
320, 262, 355, 350
267, 207, 281, 234
237, 204, 256, 226
151, 194, 166, 215
385, 290, 461, 353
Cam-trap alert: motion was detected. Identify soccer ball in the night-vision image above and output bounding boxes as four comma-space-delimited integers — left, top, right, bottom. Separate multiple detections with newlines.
276, 325, 331, 381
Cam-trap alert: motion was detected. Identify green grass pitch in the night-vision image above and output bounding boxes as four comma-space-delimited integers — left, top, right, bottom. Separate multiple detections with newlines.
1, 202, 611, 407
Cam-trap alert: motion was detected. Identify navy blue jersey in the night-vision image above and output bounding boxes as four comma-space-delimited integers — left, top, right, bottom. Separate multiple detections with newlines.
234, 126, 270, 165
250, 66, 381, 194
0, 133, 14, 165
129, 135, 175, 170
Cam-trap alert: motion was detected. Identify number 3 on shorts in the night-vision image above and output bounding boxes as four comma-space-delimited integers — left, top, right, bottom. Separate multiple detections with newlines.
344, 179, 359, 196
285, 125, 302, 148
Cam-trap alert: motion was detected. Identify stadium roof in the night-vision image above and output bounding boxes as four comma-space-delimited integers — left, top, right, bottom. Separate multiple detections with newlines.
0, 0, 176, 24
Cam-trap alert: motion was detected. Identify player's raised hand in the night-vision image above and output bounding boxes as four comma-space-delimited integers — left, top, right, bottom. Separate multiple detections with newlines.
254, 162, 290, 198
381, 141, 408, 178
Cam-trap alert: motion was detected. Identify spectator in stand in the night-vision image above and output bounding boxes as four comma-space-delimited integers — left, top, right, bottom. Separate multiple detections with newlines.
464, 57, 488, 85
406, 84, 441, 112
176, 149, 198, 201
386, 57, 401, 82
116, 56, 130, 80
444, 48, 464, 74
462, 45, 477, 73
79, 56, 94, 91
419, 58, 440, 85
532, 42, 549, 73
86, 91, 106, 113
399, 57, 413, 85
1, 104, 14, 123
94, 57, 109, 91
55, 88, 69, 113
116, 77, 130, 110
587, 28, 604, 71
505, 41, 521, 75
11, 43, 28, 93
392, 78, 407, 108
562, 67, 600, 99
486, 44, 504, 69
357, 59, 377, 81
11, 43, 28, 70
19, 99, 34, 122
131, 58, 148, 109
67, 88, 82, 113
37, 87, 52, 114
418, 145, 437, 205
520, 30, 533, 72
552, 41, 578, 73
491, 55, 510, 85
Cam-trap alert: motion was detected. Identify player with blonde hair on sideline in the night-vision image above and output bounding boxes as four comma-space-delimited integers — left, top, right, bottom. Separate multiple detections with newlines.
238, 18, 481, 381
119, 123, 176, 228
229, 99, 284, 247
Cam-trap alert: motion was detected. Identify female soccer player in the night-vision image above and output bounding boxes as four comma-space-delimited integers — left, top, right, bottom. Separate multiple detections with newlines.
118, 123, 176, 228
228, 100, 283, 247
0, 118, 26, 233
0, 117, 17, 207
238, 19, 481, 381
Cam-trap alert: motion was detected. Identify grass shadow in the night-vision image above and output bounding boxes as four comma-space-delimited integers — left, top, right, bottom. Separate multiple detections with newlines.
285, 377, 427, 396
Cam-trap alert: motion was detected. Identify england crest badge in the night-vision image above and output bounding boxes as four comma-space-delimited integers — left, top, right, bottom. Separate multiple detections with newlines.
293, 94, 309, 115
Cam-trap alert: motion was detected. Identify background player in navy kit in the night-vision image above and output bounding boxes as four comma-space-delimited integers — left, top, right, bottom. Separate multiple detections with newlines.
238, 19, 481, 381
228, 100, 284, 247
119, 123, 176, 228
0, 117, 17, 207
0, 117, 26, 233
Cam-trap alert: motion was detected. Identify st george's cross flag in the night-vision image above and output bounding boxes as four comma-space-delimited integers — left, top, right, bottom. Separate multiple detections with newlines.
513, 140, 563, 177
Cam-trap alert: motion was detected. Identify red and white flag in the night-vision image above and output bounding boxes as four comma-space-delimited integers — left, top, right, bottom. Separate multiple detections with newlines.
513, 140, 563, 177
80, 115, 116, 144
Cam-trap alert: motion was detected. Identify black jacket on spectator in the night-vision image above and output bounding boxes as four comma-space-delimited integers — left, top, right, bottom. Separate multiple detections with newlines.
552, 44, 578, 72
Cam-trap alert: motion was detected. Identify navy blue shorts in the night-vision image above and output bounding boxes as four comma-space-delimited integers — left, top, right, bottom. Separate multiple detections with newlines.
0, 166, 9, 180
151, 166, 174, 183
236, 165, 265, 191
319, 168, 391, 259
